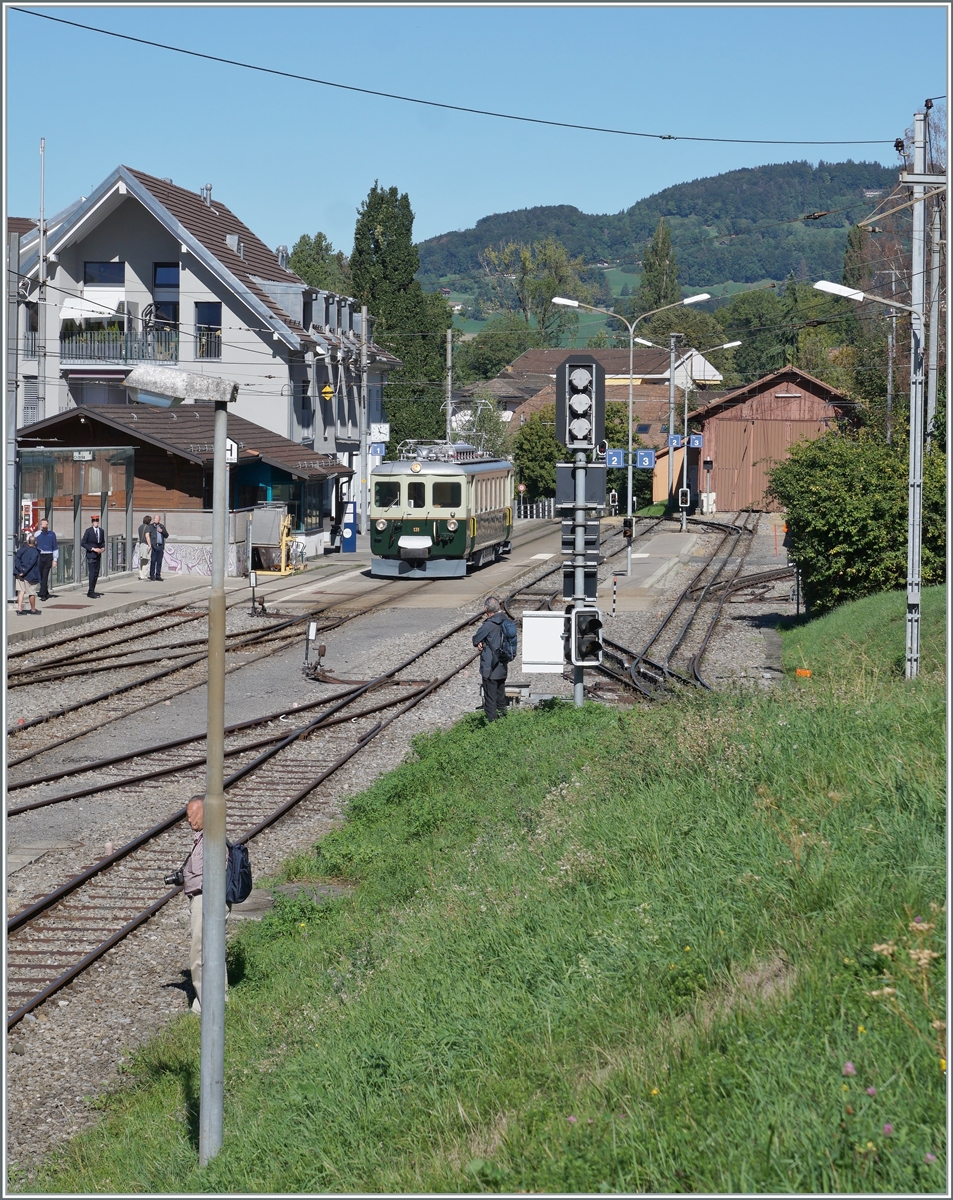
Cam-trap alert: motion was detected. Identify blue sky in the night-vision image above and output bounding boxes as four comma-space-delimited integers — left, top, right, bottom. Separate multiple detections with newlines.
5, 3, 948, 256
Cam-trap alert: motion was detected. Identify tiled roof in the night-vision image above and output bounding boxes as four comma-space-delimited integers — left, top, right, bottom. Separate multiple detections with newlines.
6, 217, 37, 236
688, 367, 851, 420
506, 347, 674, 378
18, 405, 351, 480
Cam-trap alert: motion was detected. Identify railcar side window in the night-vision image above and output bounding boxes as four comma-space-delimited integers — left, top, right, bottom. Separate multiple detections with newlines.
375, 481, 400, 508
408, 481, 426, 508
432, 481, 461, 508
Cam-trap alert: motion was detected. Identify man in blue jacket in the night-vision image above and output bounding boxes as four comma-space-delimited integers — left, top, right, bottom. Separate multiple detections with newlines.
472, 595, 509, 722
14, 534, 42, 615
80, 514, 106, 598
34, 518, 58, 600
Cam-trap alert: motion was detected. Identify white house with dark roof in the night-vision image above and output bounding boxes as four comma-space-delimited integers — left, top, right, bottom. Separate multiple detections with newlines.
12, 166, 400, 470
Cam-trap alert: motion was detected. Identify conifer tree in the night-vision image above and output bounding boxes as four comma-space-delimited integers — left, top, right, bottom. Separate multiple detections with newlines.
635, 219, 680, 314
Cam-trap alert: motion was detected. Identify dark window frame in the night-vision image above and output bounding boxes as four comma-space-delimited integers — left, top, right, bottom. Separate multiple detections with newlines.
84, 261, 125, 286
154, 262, 181, 289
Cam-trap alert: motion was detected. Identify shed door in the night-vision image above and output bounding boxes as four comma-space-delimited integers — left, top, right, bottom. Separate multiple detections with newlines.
712, 419, 749, 510
752, 419, 829, 511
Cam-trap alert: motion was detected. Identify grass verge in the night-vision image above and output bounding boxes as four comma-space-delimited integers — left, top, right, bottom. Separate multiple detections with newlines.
18, 587, 946, 1193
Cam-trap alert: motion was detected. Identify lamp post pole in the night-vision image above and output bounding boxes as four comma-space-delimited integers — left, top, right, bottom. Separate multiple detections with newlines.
678, 341, 740, 531
668, 332, 679, 501
199, 397, 228, 1165
552, 293, 711, 574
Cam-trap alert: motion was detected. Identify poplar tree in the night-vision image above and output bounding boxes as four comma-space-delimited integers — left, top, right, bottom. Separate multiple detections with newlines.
635, 219, 680, 314
350, 182, 451, 449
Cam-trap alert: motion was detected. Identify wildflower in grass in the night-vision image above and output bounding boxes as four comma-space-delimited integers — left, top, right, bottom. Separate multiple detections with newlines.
941, 1059, 946, 1072
858, 1025, 866, 1034
842, 1084, 849, 1091
684, 946, 690, 952
567, 1115, 577, 1124
883, 1124, 893, 1136
866, 1086, 877, 1097
924, 1153, 937, 1164
843, 1061, 857, 1076
651, 1088, 660, 1096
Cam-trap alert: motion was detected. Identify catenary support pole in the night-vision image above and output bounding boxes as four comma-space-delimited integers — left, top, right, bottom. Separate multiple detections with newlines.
626, 323, 634, 576
680, 378, 692, 533
573, 448, 587, 707
905, 111, 927, 681
6, 231, 19, 601
445, 327, 453, 444
358, 306, 368, 535
886, 269, 895, 445
199, 398, 228, 1165
667, 333, 677, 501
926, 202, 941, 449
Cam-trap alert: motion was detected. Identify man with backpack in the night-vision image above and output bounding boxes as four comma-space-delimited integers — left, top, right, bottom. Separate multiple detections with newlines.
472, 595, 517, 722
180, 795, 252, 1014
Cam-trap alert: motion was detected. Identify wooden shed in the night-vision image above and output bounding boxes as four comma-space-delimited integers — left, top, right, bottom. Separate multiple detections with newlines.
652, 366, 855, 512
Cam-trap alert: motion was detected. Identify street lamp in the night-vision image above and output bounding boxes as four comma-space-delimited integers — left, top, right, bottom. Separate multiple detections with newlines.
678, 341, 740, 531
552, 292, 710, 575
813, 280, 924, 679
124, 365, 238, 1162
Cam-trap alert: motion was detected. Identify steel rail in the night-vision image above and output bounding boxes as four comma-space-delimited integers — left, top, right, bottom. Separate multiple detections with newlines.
7, 619, 485, 1027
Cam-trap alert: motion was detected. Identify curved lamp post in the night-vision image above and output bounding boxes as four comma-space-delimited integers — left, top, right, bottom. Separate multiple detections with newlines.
552, 292, 710, 574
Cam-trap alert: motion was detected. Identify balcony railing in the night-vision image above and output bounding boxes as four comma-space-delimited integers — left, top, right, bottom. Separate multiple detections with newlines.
59, 330, 179, 363
21, 332, 38, 358
194, 330, 222, 360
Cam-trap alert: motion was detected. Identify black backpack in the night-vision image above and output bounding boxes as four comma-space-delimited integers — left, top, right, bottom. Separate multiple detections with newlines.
226, 840, 253, 905
498, 616, 518, 664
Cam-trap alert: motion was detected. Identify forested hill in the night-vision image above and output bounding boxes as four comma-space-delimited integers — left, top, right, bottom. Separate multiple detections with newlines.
417, 160, 898, 289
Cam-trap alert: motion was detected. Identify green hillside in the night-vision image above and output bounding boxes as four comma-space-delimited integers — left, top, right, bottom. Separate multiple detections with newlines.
418, 160, 897, 301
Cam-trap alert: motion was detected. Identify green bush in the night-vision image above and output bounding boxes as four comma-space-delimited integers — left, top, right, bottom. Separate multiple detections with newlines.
767, 432, 946, 614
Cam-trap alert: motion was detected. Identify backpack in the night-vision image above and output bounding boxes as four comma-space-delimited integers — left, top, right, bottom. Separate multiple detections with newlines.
498, 616, 518, 665
226, 840, 253, 905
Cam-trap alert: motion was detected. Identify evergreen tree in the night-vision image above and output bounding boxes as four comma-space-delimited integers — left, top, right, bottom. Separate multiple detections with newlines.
288, 231, 351, 293
350, 182, 451, 450
634, 219, 680, 314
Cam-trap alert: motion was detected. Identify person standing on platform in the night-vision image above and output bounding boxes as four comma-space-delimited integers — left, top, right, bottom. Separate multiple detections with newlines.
35, 519, 58, 600
14, 534, 42, 616
150, 513, 169, 581
472, 595, 510, 722
137, 515, 153, 582
80, 513, 106, 598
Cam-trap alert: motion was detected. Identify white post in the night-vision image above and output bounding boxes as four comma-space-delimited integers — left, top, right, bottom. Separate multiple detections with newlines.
905, 112, 927, 680
667, 333, 677, 501
6, 231, 20, 600
358, 305, 368, 535
37, 139, 47, 423
445, 327, 453, 444
199, 399, 228, 1164
681, 377, 692, 532
886, 270, 895, 445
926, 203, 941, 449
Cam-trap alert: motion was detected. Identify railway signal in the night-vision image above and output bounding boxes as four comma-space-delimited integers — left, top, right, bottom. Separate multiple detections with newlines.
571, 606, 604, 665
622, 517, 633, 539
556, 358, 605, 452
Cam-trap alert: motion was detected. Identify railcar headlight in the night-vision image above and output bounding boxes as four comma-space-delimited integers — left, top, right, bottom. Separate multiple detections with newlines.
375, 519, 387, 531
446, 519, 458, 532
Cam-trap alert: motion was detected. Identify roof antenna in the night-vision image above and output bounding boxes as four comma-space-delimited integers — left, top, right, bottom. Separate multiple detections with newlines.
203, 183, 213, 208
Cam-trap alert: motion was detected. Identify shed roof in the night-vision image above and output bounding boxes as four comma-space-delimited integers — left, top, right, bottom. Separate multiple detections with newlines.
16, 405, 351, 481
688, 366, 853, 422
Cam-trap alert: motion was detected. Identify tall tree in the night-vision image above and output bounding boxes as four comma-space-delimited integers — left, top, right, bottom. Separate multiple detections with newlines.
350, 182, 451, 449
288, 231, 351, 293
634, 219, 680, 314
453, 313, 541, 383
480, 236, 592, 345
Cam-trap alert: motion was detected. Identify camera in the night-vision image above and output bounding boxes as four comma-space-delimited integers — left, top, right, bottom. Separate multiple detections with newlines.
164, 869, 184, 887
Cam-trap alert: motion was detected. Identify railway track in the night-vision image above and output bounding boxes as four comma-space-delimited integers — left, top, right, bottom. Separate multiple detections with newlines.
6, 617, 483, 1029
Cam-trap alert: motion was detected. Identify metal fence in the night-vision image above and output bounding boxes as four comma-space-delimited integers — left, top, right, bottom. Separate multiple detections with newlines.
515, 498, 556, 520
194, 330, 222, 359
59, 330, 179, 363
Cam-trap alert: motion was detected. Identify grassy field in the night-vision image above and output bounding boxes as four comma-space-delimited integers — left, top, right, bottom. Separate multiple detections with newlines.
19, 587, 946, 1193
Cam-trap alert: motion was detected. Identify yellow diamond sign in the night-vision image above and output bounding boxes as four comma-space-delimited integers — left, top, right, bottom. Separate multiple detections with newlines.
320, 383, 334, 402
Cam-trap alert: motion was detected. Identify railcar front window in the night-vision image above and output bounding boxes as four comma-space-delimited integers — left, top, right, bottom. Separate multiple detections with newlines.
375, 481, 400, 508
432, 481, 462, 508
408, 481, 425, 508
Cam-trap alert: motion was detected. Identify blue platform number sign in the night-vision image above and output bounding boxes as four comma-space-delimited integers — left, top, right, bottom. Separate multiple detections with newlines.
668, 434, 683, 449
635, 449, 656, 469
369, 442, 387, 456
341, 501, 357, 553
605, 449, 626, 468
688, 434, 704, 449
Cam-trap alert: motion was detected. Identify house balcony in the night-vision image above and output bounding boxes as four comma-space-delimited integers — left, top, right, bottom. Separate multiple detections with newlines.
59, 330, 179, 364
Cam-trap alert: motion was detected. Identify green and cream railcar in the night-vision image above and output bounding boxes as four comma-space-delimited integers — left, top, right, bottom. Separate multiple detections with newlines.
370, 446, 514, 578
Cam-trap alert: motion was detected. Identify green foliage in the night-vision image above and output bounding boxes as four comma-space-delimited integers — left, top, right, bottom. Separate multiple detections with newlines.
767, 432, 946, 614
480, 236, 592, 346
453, 313, 541, 383
417, 161, 898, 291
511, 402, 561, 498
26, 589, 945, 1195
381, 399, 445, 455
350, 182, 451, 406
288, 231, 351, 293
604, 403, 652, 510
455, 390, 508, 459
634, 218, 679, 313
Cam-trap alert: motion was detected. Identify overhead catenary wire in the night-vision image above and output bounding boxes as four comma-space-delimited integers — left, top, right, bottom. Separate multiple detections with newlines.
11, 7, 896, 148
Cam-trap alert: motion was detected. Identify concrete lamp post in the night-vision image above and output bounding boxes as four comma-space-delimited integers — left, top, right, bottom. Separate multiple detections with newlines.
551, 292, 710, 574
813, 280, 925, 679
124, 365, 239, 1163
